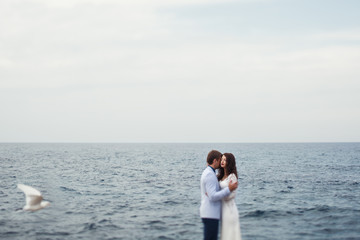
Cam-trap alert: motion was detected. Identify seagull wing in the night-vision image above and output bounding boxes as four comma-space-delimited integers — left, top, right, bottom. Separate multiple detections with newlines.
27, 195, 43, 206
18, 184, 43, 206
18, 184, 42, 196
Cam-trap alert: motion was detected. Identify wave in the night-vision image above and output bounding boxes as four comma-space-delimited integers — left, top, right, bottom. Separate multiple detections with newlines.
60, 186, 78, 192
163, 200, 180, 206
59, 186, 83, 195
242, 205, 352, 218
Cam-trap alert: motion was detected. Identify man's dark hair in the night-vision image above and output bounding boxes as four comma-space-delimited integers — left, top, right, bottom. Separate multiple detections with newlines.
207, 150, 222, 165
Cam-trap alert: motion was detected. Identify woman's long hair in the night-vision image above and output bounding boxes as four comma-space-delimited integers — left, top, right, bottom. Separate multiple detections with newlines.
217, 153, 238, 181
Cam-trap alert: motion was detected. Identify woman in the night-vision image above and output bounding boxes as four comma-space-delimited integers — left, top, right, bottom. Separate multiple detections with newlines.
218, 153, 242, 240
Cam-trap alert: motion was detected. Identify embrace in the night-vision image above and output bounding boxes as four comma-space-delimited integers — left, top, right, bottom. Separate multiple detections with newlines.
200, 150, 242, 240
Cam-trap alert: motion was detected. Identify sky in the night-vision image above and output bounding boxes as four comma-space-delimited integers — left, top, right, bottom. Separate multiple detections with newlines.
1, 0, 359, 143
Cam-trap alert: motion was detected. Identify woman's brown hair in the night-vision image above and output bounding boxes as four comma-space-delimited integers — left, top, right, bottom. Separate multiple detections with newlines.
217, 153, 238, 181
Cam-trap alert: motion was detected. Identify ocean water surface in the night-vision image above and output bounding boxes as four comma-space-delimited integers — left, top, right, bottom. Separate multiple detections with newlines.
0, 143, 359, 239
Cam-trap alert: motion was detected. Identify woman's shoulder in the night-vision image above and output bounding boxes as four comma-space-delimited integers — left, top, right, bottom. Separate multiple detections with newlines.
228, 173, 238, 182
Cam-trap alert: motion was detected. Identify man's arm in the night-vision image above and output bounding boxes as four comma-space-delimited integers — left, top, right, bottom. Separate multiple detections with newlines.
205, 174, 230, 202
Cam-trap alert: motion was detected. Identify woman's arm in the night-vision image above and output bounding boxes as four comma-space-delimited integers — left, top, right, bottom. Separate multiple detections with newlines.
224, 173, 237, 201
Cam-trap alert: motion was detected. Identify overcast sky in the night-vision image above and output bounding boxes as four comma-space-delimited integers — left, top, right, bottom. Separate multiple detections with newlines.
1, 0, 359, 142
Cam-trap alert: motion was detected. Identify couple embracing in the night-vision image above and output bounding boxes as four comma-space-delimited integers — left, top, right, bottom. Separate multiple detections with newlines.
200, 150, 242, 240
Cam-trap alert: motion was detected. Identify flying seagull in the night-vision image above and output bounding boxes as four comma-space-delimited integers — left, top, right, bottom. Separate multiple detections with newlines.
17, 184, 50, 211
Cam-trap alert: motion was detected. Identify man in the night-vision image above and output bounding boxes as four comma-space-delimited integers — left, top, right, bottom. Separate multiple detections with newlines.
200, 150, 238, 240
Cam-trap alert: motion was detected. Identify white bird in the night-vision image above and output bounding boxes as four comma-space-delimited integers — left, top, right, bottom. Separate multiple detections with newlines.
17, 184, 50, 211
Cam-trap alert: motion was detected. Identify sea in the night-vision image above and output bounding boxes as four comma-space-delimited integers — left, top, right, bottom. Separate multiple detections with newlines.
0, 143, 359, 240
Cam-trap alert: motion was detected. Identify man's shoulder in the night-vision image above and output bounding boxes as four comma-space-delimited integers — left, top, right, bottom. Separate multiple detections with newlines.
201, 166, 211, 174
201, 167, 209, 177
201, 167, 216, 180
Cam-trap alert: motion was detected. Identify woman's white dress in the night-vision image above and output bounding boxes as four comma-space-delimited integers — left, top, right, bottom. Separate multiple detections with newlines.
219, 173, 242, 240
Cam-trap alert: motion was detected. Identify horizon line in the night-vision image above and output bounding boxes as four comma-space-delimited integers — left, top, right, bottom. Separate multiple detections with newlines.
0, 141, 359, 144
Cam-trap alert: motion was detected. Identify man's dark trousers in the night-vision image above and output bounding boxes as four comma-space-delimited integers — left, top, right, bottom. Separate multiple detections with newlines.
202, 218, 219, 240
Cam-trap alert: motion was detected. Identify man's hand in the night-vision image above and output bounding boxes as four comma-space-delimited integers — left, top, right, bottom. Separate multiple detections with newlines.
228, 180, 238, 191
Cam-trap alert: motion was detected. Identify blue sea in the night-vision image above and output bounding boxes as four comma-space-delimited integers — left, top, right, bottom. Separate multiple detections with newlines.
0, 143, 359, 240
